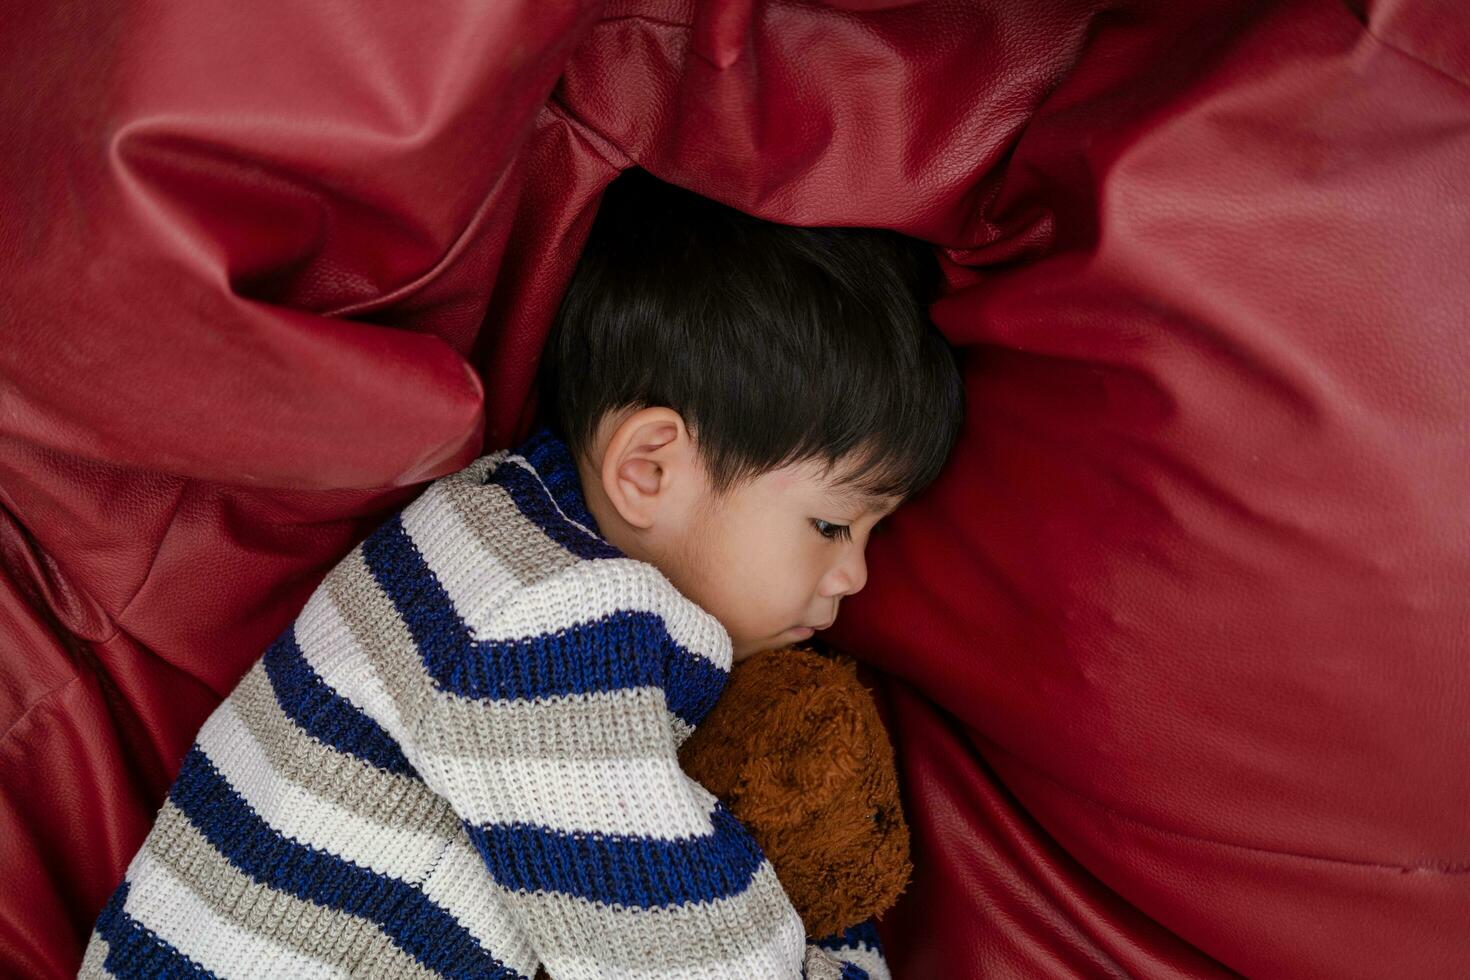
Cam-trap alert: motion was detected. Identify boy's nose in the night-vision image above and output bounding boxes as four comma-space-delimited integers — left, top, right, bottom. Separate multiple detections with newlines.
823, 552, 864, 599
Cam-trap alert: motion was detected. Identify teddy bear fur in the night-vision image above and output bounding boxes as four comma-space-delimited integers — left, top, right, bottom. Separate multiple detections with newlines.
677, 644, 912, 939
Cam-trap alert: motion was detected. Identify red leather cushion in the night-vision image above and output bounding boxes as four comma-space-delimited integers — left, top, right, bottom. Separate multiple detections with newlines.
2, 0, 1466, 976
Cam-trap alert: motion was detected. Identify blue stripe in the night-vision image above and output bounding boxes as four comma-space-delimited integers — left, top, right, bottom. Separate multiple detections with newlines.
661, 638, 727, 730
95, 880, 220, 979
512, 427, 607, 543
488, 452, 621, 561
168, 746, 523, 980
359, 514, 728, 729
813, 918, 883, 954
261, 625, 418, 779
464, 799, 767, 909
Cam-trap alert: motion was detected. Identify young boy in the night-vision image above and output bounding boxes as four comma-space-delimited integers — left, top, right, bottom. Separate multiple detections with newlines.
79, 169, 965, 979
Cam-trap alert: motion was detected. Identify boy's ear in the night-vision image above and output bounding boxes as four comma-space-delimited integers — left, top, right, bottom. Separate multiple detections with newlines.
600, 407, 694, 530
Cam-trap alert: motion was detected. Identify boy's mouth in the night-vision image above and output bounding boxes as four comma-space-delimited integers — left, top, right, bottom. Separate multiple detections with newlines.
790, 618, 832, 636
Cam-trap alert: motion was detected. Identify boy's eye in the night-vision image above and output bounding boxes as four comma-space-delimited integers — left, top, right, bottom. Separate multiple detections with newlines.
811, 519, 853, 542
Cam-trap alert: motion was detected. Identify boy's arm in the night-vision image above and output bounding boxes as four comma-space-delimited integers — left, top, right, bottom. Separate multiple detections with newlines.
336, 515, 813, 978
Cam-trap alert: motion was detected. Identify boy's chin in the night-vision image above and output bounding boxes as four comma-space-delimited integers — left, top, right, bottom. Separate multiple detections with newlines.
732, 633, 807, 663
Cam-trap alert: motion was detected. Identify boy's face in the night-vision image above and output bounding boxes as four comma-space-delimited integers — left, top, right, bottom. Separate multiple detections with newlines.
576, 408, 900, 663
669, 454, 898, 663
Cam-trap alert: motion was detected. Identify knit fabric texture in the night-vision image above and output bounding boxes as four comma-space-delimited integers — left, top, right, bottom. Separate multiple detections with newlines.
79, 425, 890, 980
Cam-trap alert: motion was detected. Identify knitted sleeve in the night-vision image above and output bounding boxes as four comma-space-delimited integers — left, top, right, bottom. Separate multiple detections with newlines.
344, 500, 868, 979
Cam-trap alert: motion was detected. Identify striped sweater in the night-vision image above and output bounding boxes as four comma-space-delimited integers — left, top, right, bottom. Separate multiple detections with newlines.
80, 425, 891, 980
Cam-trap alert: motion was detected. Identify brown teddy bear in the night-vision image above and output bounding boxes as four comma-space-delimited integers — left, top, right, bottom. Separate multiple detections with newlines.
678, 644, 912, 939
532, 644, 911, 979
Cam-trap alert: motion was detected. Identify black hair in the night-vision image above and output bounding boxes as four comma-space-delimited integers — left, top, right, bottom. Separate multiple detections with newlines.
533, 167, 965, 504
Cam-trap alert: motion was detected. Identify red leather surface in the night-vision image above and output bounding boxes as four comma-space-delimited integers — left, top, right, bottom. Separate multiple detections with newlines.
2, 0, 1467, 976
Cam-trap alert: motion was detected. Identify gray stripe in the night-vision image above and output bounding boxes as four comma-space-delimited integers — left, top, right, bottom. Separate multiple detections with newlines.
231, 663, 459, 839
146, 801, 442, 980
803, 947, 849, 980
323, 549, 442, 740
435, 464, 582, 586
437, 451, 505, 491
670, 714, 695, 749
326, 551, 677, 762
77, 931, 110, 978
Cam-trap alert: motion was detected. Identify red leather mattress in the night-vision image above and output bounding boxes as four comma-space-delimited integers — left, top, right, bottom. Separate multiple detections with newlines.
2, 0, 1466, 976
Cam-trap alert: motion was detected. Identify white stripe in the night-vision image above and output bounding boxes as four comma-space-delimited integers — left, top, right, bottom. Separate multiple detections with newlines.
417, 741, 719, 838
466, 556, 731, 670
420, 832, 541, 975
195, 700, 448, 880
398, 477, 525, 612
834, 945, 891, 980
123, 848, 347, 980
542, 941, 806, 980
